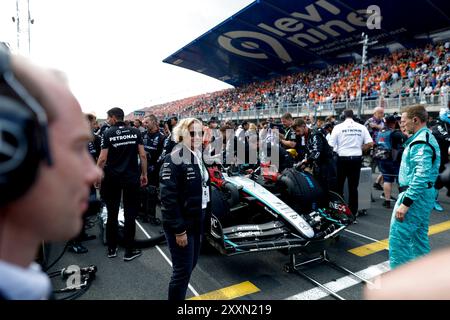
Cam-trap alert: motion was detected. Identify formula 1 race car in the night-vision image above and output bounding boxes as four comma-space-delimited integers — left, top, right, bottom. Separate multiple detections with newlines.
206, 165, 354, 256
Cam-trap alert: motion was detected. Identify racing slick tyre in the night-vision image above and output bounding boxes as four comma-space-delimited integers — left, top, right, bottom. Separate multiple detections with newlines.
210, 184, 231, 224
278, 168, 325, 213
222, 181, 240, 208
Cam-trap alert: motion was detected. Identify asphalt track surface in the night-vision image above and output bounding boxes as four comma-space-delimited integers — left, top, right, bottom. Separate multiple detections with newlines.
48, 180, 450, 300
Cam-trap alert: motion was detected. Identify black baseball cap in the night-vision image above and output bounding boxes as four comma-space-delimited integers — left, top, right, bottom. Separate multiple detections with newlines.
385, 115, 397, 123
208, 116, 218, 124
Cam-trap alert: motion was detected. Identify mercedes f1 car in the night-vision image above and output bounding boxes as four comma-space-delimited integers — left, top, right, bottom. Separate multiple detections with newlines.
96, 163, 353, 256
206, 165, 354, 256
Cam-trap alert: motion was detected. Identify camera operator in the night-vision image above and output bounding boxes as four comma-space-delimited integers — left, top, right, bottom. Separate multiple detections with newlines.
96, 107, 148, 261
0, 50, 102, 299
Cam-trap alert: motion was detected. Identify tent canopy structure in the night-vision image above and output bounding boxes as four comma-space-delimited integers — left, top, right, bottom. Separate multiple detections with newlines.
163, 0, 450, 87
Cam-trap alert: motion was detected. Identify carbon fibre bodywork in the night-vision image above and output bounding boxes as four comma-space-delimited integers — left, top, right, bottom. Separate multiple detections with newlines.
205, 168, 354, 256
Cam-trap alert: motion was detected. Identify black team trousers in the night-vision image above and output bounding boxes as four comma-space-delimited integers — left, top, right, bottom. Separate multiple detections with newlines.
336, 156, 362, 216
102, 176, 140, 250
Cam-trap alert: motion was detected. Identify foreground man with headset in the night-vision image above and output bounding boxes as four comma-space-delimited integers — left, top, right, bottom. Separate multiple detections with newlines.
0, 48, 102, 299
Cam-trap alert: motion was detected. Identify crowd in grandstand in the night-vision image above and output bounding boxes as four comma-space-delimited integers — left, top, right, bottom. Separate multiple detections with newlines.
139, 42, 450, 119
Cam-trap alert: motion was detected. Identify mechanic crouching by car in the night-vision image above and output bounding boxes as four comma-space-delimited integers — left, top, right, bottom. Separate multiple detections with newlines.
159, 118, 210, 300
141, 114, 165, 224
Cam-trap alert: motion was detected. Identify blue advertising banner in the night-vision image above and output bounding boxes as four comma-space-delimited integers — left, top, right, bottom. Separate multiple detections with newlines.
164, 0, 450, 86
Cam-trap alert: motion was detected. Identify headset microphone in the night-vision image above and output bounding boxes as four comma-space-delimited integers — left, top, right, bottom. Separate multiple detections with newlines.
0, 45, 53, 206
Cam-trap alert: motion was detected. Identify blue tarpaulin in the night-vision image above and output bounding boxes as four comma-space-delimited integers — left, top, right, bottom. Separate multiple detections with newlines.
163, 0, 450, 86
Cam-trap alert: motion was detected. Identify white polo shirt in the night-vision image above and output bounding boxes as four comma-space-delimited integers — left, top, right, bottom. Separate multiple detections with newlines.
329, 118, 373, 157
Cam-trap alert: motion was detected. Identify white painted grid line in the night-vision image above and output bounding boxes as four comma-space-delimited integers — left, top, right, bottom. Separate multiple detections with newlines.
345, 229, 384, 243
136, 221, 200, 297
285, 261, 390, 300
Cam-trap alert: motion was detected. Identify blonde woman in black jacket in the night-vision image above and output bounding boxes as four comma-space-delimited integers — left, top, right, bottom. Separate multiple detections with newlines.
159, 118, 211, 300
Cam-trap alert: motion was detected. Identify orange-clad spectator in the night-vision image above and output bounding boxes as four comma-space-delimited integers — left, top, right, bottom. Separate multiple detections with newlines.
126, 43, 449, 119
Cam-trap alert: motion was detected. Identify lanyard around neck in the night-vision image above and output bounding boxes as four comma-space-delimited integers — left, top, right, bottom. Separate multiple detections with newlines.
190, 149, 207, 183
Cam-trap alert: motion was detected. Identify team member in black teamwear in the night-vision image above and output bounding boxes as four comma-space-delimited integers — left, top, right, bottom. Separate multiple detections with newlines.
302, 123, 337, 194
86, 113, 102, 160
292, 118, 310, 162
431, 109, 450, 210
158, 116, 178, 165
279, 113, 297, 150
96, 107, 148, 261
98, 118, 111, 138
141, 114, 165, 224
143, 115, 165, 183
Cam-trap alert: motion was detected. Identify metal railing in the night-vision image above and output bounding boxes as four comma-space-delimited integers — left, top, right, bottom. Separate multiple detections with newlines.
179, 93, 449, 122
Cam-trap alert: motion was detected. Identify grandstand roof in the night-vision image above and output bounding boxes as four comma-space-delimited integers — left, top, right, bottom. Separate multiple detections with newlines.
163, 0, 450, 87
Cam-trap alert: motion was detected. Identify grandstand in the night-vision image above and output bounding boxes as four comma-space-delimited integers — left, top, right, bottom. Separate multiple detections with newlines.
127, 0, 450, 121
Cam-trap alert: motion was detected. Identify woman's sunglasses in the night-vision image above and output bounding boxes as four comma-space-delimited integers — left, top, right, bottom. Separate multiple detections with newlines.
189, 131, 202, 138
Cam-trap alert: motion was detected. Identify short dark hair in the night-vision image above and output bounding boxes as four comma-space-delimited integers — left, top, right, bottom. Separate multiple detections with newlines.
343, 109, 354, 119
281, 113, 293, 121
292, 119, 306, 129
208, 116, 218, 124
85, 113, 96, 122
165, 116, 178, 131
145, 114, 158, 123
107, 107, 124, 121
225, 120, 235, 128
385, 115, 397, 124
402, 105, 428, 123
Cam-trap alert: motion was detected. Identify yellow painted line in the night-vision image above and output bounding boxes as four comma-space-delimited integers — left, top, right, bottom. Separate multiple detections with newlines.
429, 220, 450, 235
189, 281, 260, 300
349, 220, 450, 257
349, 239, 389, 257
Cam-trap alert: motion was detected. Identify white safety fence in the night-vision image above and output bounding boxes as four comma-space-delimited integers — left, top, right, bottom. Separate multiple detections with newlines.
178, 93, 449, 122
